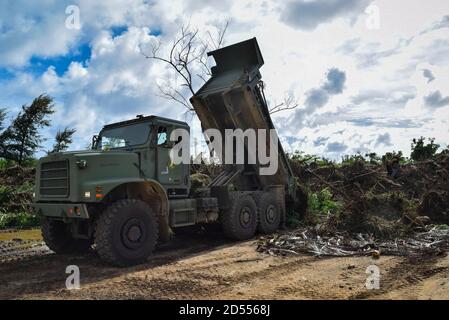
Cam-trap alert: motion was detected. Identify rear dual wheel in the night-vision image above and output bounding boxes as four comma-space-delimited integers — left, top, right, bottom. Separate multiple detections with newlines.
255, 192, 281, 234
221, 194, 258, 240
221, 192, 281, 240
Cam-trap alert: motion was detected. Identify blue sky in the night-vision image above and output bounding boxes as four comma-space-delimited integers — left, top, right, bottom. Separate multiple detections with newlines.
27, 43, 91, 77
0, 0, 448, 159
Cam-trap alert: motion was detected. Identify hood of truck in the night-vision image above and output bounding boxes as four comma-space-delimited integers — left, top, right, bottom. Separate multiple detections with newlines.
35, 150, 141, 202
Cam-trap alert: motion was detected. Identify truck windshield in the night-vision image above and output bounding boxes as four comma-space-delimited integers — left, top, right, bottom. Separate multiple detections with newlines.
98, 122, 151, 149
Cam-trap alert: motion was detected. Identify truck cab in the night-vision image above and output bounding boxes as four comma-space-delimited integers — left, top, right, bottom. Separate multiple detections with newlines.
93, 115, 190, 197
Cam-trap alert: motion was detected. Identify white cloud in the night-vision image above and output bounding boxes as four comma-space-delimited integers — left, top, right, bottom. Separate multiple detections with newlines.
0, 1, 79, 67
280, 0, 371, 30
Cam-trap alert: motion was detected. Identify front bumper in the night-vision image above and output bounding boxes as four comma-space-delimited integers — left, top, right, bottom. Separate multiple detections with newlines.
31, 202, 90, 219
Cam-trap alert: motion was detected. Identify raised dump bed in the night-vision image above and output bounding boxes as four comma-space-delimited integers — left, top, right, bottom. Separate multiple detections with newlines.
190, 38, 294, 192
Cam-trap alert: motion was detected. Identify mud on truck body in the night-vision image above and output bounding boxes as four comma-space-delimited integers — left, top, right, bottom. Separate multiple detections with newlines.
32, 38, 301, 267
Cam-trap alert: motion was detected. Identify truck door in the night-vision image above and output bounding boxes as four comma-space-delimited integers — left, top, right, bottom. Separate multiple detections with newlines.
156, 126, 184, 186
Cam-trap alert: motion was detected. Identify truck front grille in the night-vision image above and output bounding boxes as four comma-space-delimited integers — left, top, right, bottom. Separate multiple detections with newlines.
40, 160, 69, 197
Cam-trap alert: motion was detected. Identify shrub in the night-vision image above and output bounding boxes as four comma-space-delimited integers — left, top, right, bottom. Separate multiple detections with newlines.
410, 137, 440, 161
308, 188, 340, 215
0, 184, 13, 209
382, 150, 406, 164
365, 152, 381, 164
289, 151, 333, 166
341, 154, 365, 165
0, 212, 41, 229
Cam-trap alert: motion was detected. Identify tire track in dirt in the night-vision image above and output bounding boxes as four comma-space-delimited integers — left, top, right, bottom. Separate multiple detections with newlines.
0, 231, 235, 299
350, 255, 449, 299
0, 240, 52, 264
27, 243, 319, 300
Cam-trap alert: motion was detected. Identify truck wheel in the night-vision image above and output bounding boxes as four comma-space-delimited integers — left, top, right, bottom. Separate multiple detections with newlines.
255, 192, 281, 234
221, 194, 258, 240
94, 199, 158, 267
41, 218, 92, 254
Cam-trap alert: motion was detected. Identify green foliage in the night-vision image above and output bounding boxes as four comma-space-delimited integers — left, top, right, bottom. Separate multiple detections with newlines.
410, 137, 440, 161
0, 181, 34, 214
0, 158, 15, 170
0, 108, 6, 131
21, 158, 38, 168
365, 152, 381, 164
308, 188, 340, 215
381, 150, 406, 164
290, 151, 333, 166
0, 94, 55, 164
0, 212, 40, 230
16, 181, 34, 193
286, 213, 305, 228
0, 108, 7, 157
341, 153, 365, 165
0, 184, 13, 207
49, 127, 76, 154
0, 158, 37, 169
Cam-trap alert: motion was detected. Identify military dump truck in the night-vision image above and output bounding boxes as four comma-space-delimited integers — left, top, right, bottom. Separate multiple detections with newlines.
32, 38, 300, 267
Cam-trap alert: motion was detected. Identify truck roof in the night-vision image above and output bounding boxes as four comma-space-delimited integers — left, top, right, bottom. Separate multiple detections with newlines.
102, 115, 189, 130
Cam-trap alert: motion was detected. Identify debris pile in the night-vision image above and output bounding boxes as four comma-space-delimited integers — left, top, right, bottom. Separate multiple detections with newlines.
0, 166, 35, 215
0, 165, 35, 186
290, 152, 449, 236
256, 152, 449, 258
257, 225, 449, 257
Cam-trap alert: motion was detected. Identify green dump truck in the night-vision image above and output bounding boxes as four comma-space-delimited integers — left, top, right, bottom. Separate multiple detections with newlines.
32, 38, 301, 266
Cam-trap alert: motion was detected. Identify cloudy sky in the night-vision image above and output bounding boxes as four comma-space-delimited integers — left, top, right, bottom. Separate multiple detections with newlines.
1, 0, 448, 160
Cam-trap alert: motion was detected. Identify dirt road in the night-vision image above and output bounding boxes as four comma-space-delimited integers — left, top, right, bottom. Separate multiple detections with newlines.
1, 228, 448, 300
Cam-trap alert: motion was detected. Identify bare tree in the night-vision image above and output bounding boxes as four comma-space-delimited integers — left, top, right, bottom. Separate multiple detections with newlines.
257, 81, 301, 115
141, 22, 229, 111
142, 22, 300, 115
268, 95, 301, 115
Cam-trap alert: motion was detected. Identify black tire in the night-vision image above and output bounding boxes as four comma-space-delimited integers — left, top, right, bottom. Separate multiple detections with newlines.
41, 218, 92, 254
94, 199, 158, 267
221, 193, 258, 240
255, 192, 281, 234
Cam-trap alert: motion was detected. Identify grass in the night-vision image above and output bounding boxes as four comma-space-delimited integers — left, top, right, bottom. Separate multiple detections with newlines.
0, 212, 41, 230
